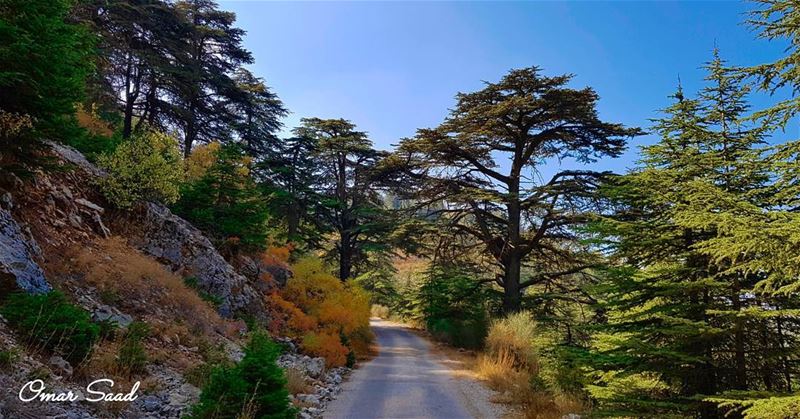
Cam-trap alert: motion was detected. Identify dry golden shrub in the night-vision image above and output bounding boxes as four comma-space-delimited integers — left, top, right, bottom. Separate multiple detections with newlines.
69, 237, 229, 337
284, 366, 311, 395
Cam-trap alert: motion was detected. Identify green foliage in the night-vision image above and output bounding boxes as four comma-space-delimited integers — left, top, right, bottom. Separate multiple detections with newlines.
394, 67, 642, 313
418, 267, 488, 349
173, 143, 271, 251
0, 292, 99, 365
117, 321, 149, 376
0, 0, 93, 142
584, 50, 800, 418
184, 277, 224, 308
97, 129, 183, 208
0, 349, 19, 370
188, 333, 296, 419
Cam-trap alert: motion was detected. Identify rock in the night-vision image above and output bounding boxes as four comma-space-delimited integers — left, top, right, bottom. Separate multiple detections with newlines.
141, 395, 161, 412
91, 304, 133, 328
0, 208, 50, 293
121, 202, 266, 320
305, 357, 326, 379
297, 394, 320, 405
234, 254, 292, 289
74, 198, 104, 214
0, 192, 12, 210
46, 141, 107, 178
89, 212, 111, 238
48, 356, 73, 377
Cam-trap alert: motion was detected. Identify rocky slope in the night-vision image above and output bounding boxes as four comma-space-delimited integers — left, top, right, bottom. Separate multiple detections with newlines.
0, 143, 347, 418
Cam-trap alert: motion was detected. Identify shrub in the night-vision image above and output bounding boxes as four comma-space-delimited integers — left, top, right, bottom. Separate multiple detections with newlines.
97, 129, 183, 208
418, 267, 488, 349
0, 291, 99, 364
301, 331, 349, 368
173, 143, 270, 250
276, 257, 373, 366
188, 333, 296, 419
371, 304, 390, 319
117, 322, 149, 376
486, 311, 538, 371
0, 349, 19, 369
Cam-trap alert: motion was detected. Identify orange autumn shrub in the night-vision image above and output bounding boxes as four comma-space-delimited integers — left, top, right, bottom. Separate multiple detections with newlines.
301, 331, 349, 368
266, 293, 317, 336
264, 244, 293, 264
273, 256, 373, 367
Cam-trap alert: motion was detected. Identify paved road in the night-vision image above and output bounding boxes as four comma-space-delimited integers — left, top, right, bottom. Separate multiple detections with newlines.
324, 319, 495, 419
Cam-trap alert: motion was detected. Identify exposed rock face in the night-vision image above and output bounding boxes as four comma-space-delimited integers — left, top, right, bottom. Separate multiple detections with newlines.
233, 254, 292, 291
0, 206, 51, 293
121, 202, 267, 320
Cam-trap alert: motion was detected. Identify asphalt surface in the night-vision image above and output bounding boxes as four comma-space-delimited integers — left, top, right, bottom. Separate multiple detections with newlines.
324, 319, 492, 419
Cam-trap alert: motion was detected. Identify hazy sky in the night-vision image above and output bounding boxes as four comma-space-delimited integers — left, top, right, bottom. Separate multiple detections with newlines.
220, 1, 791, 174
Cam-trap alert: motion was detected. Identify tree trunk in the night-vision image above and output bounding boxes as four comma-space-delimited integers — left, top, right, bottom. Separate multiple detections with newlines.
339, 229, 352, 281
732, 286, 747, 389
503, 174, 522, 314
502, 253, 521, 313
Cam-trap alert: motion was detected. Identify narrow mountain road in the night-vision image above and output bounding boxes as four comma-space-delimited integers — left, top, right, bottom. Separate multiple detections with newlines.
324, 319, 505, 419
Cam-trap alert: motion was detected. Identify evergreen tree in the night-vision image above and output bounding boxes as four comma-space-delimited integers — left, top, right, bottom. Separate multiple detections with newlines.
78, 0, 185, 139
173, 143, 271, 251
294, 118, 389, 280
169, 0, 253, 157
585, 52, 800, 418
394, 67, 641, 313
0, 0, 93, 142
229, 68, 287, 157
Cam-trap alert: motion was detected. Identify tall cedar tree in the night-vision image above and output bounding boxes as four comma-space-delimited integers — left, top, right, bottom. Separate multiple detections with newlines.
228, 68, 287, 157
170, 0, 252, 157
0, 0, 93, 142
585, 52, 800, 418
78, 0, 184, 139
259, 134, 326, 247
294, 118, 389, 280
395, 67, 641, 313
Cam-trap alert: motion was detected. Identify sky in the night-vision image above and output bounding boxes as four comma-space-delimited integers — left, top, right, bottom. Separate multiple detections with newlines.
220, 0, 792, 175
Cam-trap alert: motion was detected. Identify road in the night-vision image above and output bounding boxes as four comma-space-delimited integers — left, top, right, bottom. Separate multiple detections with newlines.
324, 319, 503, 419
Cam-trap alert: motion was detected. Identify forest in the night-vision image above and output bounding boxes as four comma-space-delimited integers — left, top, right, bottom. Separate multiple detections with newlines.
2, 0, 800, 418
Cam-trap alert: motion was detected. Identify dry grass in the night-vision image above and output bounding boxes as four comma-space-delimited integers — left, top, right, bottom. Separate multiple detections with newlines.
284, 367, 311, 395
477, 350, 530, 393
68, 237, 230, 337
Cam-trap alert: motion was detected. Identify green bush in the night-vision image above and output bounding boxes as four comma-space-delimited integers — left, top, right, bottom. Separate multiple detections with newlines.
117, 321, 149, 376
173, 143, 271, 251
188, 333, 296, 419
0, 349, 19, 370
418, 267, 488, 349
97, 129, 183, 208
0, 292, 99, 364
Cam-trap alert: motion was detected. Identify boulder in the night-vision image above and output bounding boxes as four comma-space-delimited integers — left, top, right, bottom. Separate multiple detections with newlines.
0, 208, 50, 294
121, 202, 266, 320
48, 355, 73, 377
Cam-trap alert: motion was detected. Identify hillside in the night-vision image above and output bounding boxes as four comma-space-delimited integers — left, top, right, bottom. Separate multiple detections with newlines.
0, 143, 347, 419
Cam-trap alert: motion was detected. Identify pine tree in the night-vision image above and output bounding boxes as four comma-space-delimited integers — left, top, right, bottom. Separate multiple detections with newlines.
586, 51, 800, 418
0, 0, 93, 142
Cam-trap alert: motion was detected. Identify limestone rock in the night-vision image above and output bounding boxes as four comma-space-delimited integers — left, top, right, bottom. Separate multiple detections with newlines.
0, 208, 50, 294
121, 202, 266, 320
48, 355, 73, 377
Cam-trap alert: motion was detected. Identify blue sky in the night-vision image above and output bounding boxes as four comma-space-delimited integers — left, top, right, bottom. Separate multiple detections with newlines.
221, 1, 791, 174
